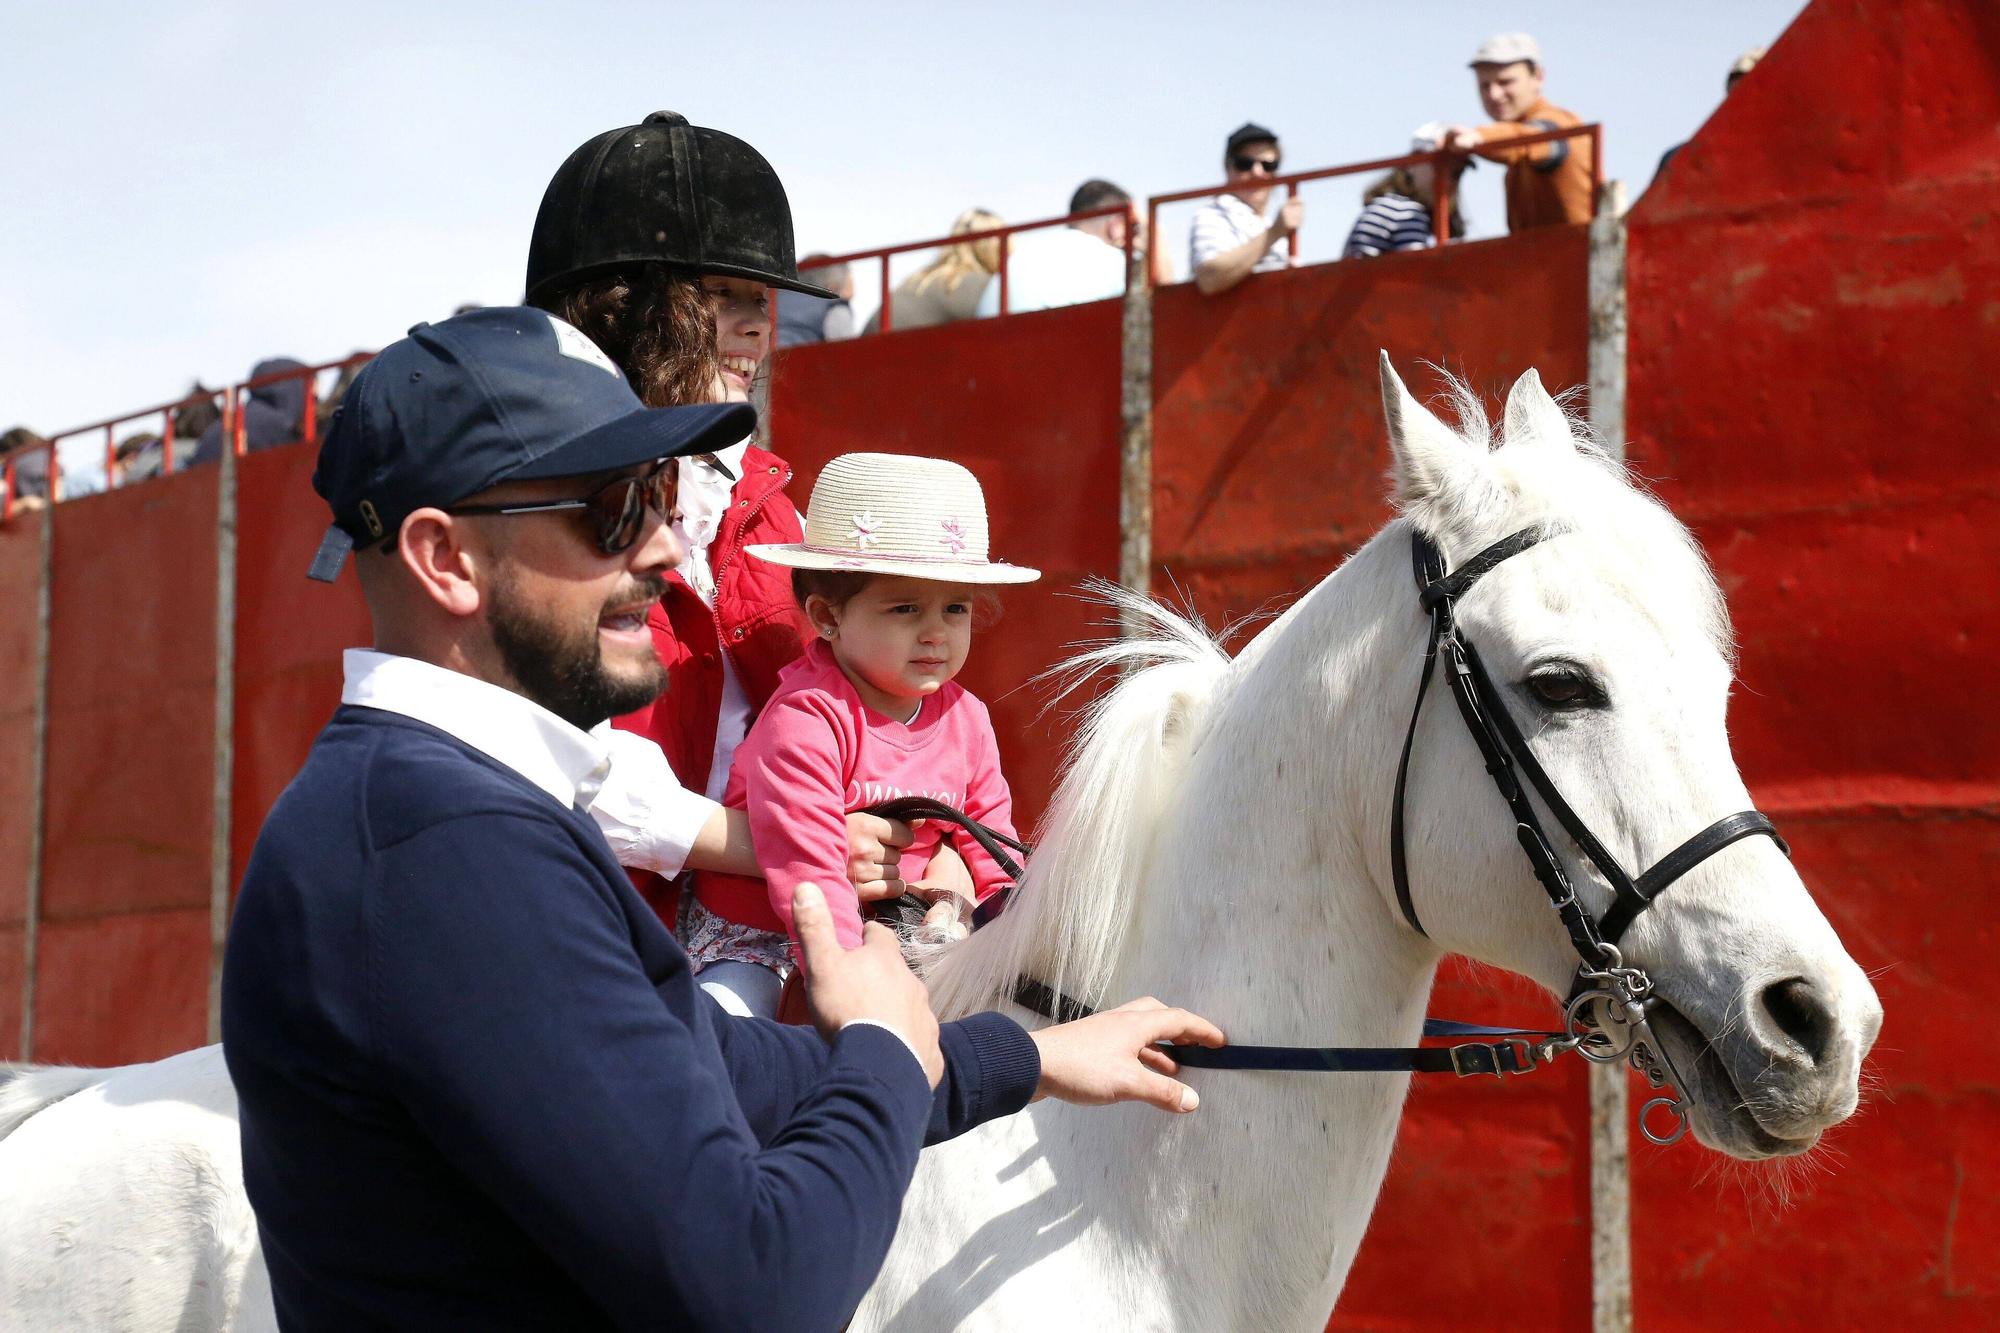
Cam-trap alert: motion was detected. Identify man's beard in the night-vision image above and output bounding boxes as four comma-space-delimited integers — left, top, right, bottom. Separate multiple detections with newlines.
487, 571, 667, 731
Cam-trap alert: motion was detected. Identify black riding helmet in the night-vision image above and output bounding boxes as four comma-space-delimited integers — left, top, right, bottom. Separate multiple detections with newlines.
525, 110, 835, 303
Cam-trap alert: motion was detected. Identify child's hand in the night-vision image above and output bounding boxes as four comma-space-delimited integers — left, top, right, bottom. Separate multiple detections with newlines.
913, 884, 973, 943
844, 812, 914, 902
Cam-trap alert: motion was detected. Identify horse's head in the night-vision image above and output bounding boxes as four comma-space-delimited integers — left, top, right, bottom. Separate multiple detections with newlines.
1376, 355, 1881, 1160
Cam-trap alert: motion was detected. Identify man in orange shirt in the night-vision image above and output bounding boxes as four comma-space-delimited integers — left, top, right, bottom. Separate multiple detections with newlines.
1447, 33, 1594, 231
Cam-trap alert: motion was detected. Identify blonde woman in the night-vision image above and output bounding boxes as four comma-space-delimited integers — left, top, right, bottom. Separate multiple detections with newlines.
862, 207, 1005, 333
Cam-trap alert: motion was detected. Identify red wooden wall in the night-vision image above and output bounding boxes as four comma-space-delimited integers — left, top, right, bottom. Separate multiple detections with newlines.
1624, 0, 2000, 1323
35, 475, 219, 1064
3, 448, 367, 1065
0, 516, 42, 1055
2, 0, 1990, 1319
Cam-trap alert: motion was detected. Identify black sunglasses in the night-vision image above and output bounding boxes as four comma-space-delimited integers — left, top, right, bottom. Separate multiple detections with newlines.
446, 461, 678, 554
1231, 155, 1282, 174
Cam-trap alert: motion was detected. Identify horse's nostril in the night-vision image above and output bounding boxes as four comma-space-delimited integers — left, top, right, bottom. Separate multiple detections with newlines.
1760, 977, 1835, 1066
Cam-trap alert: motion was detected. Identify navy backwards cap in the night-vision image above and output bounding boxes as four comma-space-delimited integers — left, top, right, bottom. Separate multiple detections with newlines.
307, 306, 753, 581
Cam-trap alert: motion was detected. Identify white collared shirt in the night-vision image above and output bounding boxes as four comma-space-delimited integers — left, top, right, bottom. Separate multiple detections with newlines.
341, 649, 717, 876
673, 437, 757, 801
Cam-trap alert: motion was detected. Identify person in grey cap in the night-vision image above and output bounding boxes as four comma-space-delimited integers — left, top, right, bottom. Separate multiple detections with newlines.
1445, 32, 1595, 231
1189, 121, 1301, 295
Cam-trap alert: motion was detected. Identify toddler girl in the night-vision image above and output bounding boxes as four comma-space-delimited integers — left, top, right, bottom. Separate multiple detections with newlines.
685, 452, 1039, 1018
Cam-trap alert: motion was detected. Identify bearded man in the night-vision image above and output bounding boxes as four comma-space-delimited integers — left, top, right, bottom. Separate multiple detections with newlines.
220, 306, 1222, 1330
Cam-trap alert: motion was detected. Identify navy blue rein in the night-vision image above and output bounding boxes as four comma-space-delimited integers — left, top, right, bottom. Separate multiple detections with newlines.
865, 795, 1567, 1080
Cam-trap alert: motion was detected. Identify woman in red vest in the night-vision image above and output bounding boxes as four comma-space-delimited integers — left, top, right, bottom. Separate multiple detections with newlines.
525, 111, 964, 930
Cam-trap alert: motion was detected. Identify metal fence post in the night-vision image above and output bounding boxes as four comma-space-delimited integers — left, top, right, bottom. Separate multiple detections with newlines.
1587, 176, 1632, 1333
1118, 216, 1155, 637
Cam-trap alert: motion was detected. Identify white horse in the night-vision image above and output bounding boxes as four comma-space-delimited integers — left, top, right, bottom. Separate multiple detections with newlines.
0, 359, 1882, 1331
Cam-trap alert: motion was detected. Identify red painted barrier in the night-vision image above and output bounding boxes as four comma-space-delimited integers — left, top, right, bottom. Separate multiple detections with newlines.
3, 0, 1989, 1315
34, 476, 218, 1063
0, 514, 43, 1053
229, 440, 371, 889
1626, 0, 2000, 1323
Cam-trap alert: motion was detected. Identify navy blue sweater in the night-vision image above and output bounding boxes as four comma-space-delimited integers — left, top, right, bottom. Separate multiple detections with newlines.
222, 706, 1040, 1331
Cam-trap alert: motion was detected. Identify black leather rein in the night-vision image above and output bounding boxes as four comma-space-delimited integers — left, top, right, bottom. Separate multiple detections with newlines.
863, 529, 1788, 1097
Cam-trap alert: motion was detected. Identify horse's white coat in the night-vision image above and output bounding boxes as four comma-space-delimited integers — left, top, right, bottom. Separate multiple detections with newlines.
0, 362, 1880, 1331
0, 1046, 274, 1332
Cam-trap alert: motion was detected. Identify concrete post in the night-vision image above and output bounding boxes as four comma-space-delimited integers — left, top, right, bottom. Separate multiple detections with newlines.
20, 506, 52, 1059
207, 437, 239, 1043
1587, 177, 1633, 1333
1118, 228, 1155, 631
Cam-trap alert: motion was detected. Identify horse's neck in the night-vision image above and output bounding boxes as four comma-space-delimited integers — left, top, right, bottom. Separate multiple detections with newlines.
1102, 534, 1444, 1314
1134, 537, 1434, 1024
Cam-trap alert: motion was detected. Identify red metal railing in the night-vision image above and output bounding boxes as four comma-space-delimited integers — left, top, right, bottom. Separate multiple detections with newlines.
3, 354, 373, 522
1148, 121, 1602, 266
798, 203, 1137, 332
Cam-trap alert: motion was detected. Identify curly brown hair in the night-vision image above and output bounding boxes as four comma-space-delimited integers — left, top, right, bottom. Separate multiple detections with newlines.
535, 263, 721, 408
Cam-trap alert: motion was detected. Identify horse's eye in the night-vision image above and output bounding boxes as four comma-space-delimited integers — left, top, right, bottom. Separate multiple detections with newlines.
1525, 663, 1607, 711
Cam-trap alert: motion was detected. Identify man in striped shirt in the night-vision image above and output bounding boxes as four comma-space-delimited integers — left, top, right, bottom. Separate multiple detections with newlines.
1189, 122, 1301, 296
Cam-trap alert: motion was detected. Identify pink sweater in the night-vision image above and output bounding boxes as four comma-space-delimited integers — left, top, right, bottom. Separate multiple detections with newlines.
692, 640, 1019, 949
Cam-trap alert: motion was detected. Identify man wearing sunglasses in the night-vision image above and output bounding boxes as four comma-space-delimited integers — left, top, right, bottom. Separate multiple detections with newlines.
1190, 121, 1303, 296
223, 306, 1224, 1329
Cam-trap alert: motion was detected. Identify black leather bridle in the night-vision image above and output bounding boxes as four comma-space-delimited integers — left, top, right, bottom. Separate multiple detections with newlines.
877, 530, 1790, 1143
1389, 525, 1788, 1139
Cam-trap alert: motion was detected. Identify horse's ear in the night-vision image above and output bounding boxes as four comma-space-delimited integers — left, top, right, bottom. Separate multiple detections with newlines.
1380, 352, 1478, 507
1502, 368, 1577, 453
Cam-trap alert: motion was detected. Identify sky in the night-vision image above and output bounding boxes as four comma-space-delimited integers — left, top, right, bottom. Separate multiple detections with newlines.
1, 0, 1804, 475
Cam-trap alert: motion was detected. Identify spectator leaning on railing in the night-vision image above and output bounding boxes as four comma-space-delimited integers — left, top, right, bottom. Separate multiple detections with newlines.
1342, 122, 1472, 259
1189, 122, 1300, 296
975, 179, 1134, 316
190, 357, 312, 466
776, 256, 856, 347
1, 426, 52, 510
1445, 32, 1594, 232
860, 208, 1005, 334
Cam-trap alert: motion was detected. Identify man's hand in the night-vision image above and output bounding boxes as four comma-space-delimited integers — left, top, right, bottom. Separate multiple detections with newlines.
1029, 998, 1226, 1113
845, 813, 914, 903
1446, 125, 1483, 153
792, 882, 944, 1087
1271, 196, 1304, 239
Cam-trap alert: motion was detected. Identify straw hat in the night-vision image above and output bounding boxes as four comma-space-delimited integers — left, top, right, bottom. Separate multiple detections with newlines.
745, 452, 1040, 584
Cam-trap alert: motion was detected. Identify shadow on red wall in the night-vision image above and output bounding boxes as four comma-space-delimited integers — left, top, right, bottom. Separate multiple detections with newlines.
1625, 0, 2000, 1324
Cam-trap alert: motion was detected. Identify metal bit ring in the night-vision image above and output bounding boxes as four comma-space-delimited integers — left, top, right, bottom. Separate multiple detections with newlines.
1640, 1095, 1690, 1146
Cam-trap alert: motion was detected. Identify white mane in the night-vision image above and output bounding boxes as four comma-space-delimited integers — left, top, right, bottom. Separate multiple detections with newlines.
923, 584, 1232, 1021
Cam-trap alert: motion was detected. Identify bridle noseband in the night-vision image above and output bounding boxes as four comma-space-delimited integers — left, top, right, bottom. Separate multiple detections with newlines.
1390, 525, 1789, 1140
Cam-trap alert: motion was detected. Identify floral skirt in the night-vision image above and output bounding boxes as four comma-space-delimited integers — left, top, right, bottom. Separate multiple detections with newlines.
683, 895, 795, 978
